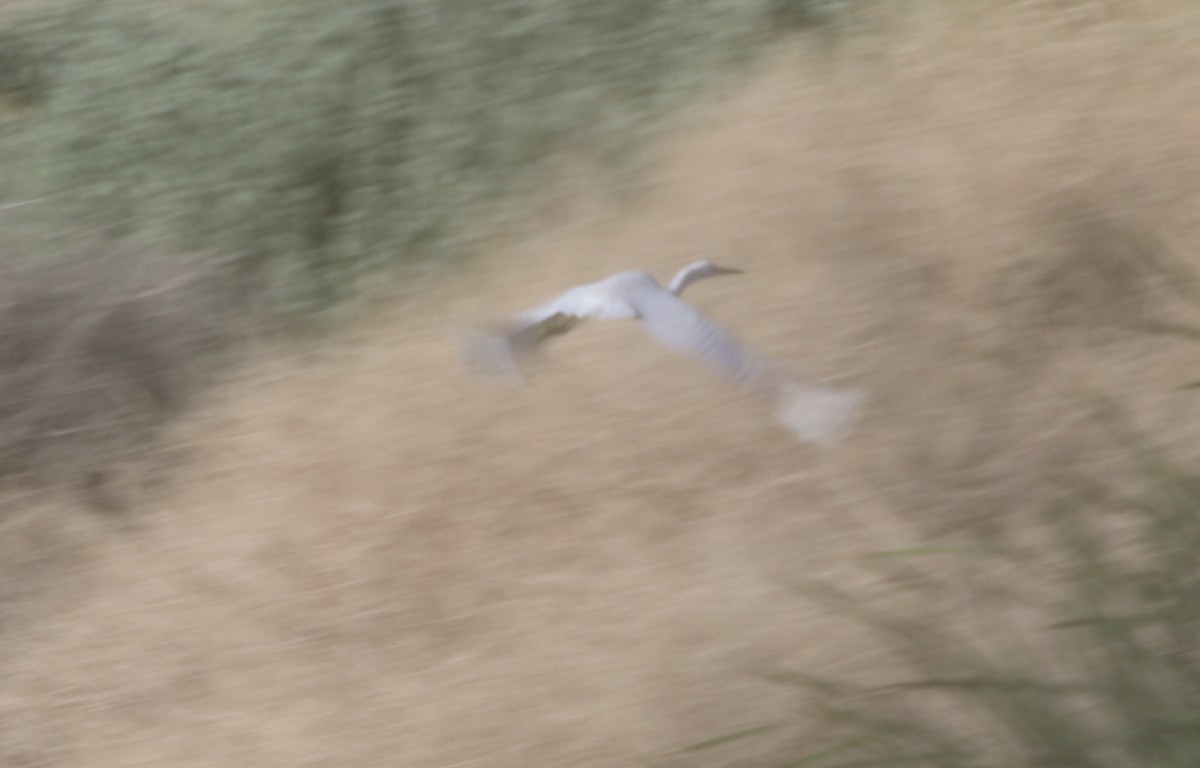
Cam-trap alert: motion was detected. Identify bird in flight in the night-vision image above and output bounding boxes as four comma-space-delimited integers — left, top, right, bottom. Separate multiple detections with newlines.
459, 260, 864, 446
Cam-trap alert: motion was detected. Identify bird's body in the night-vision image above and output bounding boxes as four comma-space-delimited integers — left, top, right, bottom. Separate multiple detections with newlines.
460, 261, 863, 446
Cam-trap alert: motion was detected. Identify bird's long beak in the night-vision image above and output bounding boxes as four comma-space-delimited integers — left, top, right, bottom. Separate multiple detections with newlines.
712, 266, 744, 276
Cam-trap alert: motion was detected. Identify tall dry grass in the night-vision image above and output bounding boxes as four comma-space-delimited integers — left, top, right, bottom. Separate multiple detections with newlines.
3, 2, 1200, 766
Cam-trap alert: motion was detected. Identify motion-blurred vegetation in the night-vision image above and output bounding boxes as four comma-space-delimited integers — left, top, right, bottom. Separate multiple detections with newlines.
0, 0, 848, 318
803, 425, 1200, 767
683, 407, 1200, 768
0, 0, 847, 491
2, 1, 1198, 764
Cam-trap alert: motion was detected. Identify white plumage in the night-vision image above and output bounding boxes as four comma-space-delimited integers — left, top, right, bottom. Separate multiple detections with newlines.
460, 260, 863, 446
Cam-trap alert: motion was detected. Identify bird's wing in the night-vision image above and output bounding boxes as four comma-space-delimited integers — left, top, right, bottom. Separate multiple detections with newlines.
460, 283, 638, 385
636, 292, 864, 445
517, 283, 640, 326
509, 283, 639, 351
635, 291, 770, 389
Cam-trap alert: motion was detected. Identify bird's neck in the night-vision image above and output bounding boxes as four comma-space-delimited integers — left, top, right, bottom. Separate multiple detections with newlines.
668, 270, 701, 296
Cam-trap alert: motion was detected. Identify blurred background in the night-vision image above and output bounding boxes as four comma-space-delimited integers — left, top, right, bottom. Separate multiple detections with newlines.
1, 1, 1199, 765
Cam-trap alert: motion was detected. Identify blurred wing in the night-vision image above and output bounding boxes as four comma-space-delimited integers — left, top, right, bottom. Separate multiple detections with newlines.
637, 292, 865, 446
516, 283, 639, 327
635, 292, 769, 390
461, 283, 637, 385
772, 384, 865, 447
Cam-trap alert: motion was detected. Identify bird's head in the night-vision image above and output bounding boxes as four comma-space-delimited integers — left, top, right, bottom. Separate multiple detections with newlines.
694, 260, 743, 278
668, 260, 744, 295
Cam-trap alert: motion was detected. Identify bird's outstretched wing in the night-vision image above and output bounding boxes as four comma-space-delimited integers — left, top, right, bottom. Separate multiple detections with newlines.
636, 292, 864, 445
517, 283, 640, 326
459, 283, 638, 385
635, 290, 770, 390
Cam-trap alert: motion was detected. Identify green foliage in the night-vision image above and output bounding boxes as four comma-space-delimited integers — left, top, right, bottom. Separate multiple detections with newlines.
0, 31, 47, 107
769, 0, 853, 30
0, 0, 846, 318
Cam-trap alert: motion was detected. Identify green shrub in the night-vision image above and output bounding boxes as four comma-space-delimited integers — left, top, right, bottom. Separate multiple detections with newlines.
0, 0, 847, 318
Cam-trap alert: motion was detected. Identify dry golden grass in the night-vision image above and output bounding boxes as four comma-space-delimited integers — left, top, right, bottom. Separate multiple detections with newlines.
4, 2, 1200, 765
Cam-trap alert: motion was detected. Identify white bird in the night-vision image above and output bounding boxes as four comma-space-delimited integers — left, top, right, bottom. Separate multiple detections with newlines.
459, 260, 864, 446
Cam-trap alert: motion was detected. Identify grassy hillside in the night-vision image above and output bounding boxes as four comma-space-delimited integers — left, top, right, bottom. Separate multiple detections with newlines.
0, 0, 845, 489
0, 0, 844, 316
1, 2, 1199, 767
